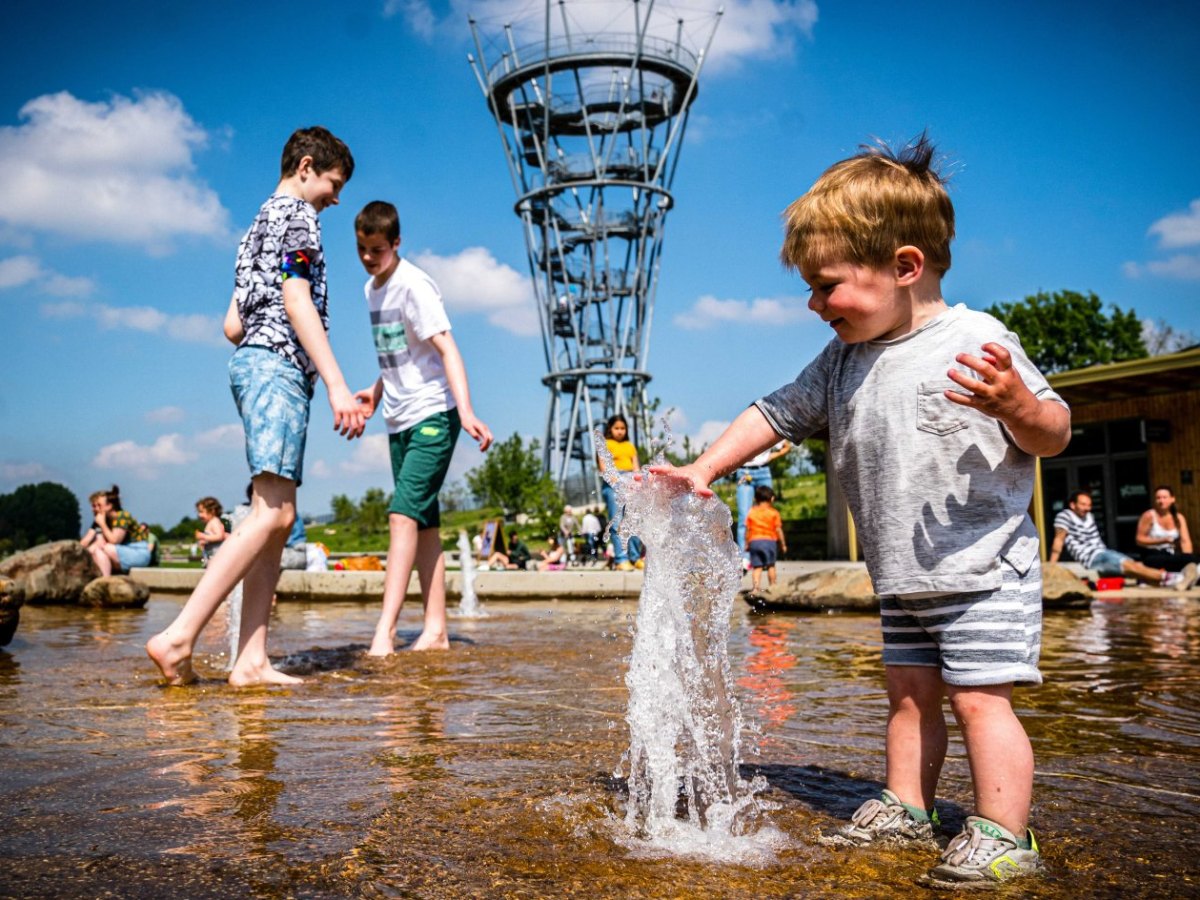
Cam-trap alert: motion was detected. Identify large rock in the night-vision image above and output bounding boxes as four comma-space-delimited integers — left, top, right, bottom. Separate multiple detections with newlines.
0, 575, 24, 646
748, 566, 879, 611
0, 540, 101, 605
79, 575, 150, 609
1042, 562, 1094, 609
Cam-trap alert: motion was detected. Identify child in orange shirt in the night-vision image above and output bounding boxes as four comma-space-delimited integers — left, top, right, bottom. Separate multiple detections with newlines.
745, 485, 787, 594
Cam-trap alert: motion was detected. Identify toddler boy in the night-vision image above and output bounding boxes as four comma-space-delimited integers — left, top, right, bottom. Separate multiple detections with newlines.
745, 485, 786, 594
353, 201, 492, 654
147, 126, 364, 686
656, 135, 1070, 888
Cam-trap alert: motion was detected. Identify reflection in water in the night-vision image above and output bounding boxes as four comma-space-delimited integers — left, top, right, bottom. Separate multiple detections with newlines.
0, 597, 1197, 897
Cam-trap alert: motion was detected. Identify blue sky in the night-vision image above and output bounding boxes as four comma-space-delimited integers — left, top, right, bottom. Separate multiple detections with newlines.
2, 0, 1198, 529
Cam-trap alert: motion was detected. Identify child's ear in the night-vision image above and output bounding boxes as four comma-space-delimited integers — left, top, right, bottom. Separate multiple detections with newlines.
894, 246, 924, 285
296, 155, 315, 179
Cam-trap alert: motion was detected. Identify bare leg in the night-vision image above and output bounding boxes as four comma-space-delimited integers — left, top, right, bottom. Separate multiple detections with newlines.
1122, 559, 1169, 585
369, 513, 419, 656
751, 566, 762, 592
885, 664, 947, 813
90, 543, 114, 577
767, 563, 778, 587
147, 474, 296, 685
229, 519, 301, 687
947, 682, 1032, 835
410, 527, 449, 651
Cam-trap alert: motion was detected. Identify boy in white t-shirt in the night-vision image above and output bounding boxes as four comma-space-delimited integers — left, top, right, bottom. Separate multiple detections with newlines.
353, 201, 493, 654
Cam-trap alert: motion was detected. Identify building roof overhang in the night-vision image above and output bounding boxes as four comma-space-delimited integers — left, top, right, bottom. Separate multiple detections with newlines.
1047, 348, 1200, 405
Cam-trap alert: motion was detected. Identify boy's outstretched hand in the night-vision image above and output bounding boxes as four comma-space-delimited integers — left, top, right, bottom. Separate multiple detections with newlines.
329, 385, 366, 439
645, 463, 715, 498
460, 411, 493, 452
945, 342, 1035, 422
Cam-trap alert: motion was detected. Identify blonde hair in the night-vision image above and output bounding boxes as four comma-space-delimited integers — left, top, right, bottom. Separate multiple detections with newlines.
781, 133, 954, 276
196, 497, 223, 517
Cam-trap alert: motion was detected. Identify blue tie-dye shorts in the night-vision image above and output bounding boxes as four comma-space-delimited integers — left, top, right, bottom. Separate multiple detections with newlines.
229, 346, 313, 486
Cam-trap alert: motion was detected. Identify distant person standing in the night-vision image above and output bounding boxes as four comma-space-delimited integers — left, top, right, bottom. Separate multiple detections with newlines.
597, 413, 643, 570
735, 439, 791, 565
194, 497, 227, 566
558, 505, 578, 565
745, 485, 787, 594
580, 509, 603, 563
352, 200, 493, 655
147, 126, 365, 687
1050, 490, 1197, 589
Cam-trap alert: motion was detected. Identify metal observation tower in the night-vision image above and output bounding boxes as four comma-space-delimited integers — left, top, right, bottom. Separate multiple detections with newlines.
468, 1, 720, 504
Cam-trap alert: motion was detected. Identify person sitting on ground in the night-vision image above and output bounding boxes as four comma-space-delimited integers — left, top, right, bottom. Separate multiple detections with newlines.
86, 485, 152, 575
537, 535, 567, 571
487, 531, 532, 570
1135, 485, 1200, 574
1050, 490, 1198, 590
194, 497, 227, 566
745, 485, 787, 595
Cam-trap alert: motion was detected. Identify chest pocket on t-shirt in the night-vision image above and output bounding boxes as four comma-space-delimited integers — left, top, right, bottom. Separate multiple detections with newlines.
373, 322, 408, 354
917, 380, 968, 436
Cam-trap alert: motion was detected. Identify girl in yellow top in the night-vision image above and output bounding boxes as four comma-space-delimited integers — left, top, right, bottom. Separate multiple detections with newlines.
597, 414, 643, 570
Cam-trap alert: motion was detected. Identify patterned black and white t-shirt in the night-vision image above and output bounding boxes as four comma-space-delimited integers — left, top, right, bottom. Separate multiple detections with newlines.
233, 194, 327, 379
1052, 508, 1107, 567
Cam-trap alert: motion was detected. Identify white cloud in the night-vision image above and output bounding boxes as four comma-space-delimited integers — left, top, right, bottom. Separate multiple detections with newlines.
673, 293, 809, 330
145, 406, 186, 424
1123, 254, 1200, 281
40, 299, 226, 346
1, 461, 50, 482
194, 424, 244, 447
92, 433, 197, 472
1149, 199, 1200, 249
340, 433, 392, 474
0, 254, 94, 296
409, 1, 816, 74
308, 459, 333, 479
384, 0, 436, 39
0, 91, 231, 248
411, 246, 540, 336
693, 419, 733, 450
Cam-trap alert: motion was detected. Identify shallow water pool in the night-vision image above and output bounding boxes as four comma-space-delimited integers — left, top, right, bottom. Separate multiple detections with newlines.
1, 595, 1197, 897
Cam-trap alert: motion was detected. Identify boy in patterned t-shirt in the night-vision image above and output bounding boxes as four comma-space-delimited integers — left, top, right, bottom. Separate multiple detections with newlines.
147, 126, 365, 687
352, 200, 493, 655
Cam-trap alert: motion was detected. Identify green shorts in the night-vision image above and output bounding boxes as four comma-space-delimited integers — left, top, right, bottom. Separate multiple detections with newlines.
388, 408, 461, 528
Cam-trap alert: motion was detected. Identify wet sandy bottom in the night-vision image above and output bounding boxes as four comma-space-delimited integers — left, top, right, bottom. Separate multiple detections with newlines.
1, 596, 1198, 898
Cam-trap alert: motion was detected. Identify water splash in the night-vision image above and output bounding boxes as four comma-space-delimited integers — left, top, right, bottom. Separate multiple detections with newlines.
454, 530, 487, 619
614, 463, 783, 863
226, 581, 243, 670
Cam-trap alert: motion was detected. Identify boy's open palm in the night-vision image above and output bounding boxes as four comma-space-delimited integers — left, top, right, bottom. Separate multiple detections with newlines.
945, 342, 1036, 424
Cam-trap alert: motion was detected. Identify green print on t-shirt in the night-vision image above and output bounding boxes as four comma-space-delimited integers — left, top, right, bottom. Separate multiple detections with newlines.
373, 322, 408, 353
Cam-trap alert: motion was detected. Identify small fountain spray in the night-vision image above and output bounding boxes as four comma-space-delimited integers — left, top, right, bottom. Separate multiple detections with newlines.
455, 530, 487, 619
603, 428, 784, 863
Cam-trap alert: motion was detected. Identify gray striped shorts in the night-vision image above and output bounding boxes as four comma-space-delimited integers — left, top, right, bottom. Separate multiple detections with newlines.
880, 558, 1043, 686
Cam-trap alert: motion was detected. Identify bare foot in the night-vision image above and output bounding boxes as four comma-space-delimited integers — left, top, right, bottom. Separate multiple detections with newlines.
367, 635, 395, 657
228, 662, 304, 687
146, 631, 197, 685
409, 630, 450, 651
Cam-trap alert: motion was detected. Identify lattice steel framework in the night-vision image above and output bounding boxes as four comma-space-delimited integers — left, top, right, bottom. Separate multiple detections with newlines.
468, 1, 719, 503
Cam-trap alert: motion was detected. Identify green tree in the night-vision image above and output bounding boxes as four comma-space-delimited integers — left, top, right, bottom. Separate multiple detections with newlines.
0, 482, 82, 551
165, 515, 204, 541
985, 290, 1147, 374
330, 493, 357, 523
465, 433, 562, 520
357, 488, 390, 536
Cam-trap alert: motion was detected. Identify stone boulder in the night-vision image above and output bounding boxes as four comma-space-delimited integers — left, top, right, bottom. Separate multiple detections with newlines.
1042, 562, 1094, 609
79, 575, 150, 609
0, 575, 24, 646
0, 540, 101, 605
748, 566, 879, 611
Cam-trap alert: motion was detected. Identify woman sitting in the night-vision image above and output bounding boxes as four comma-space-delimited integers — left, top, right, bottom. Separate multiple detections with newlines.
1136, 485, 1200, 572
486, 532, 532, 570
84, 485, 152, 575
537, 535, 567, 571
